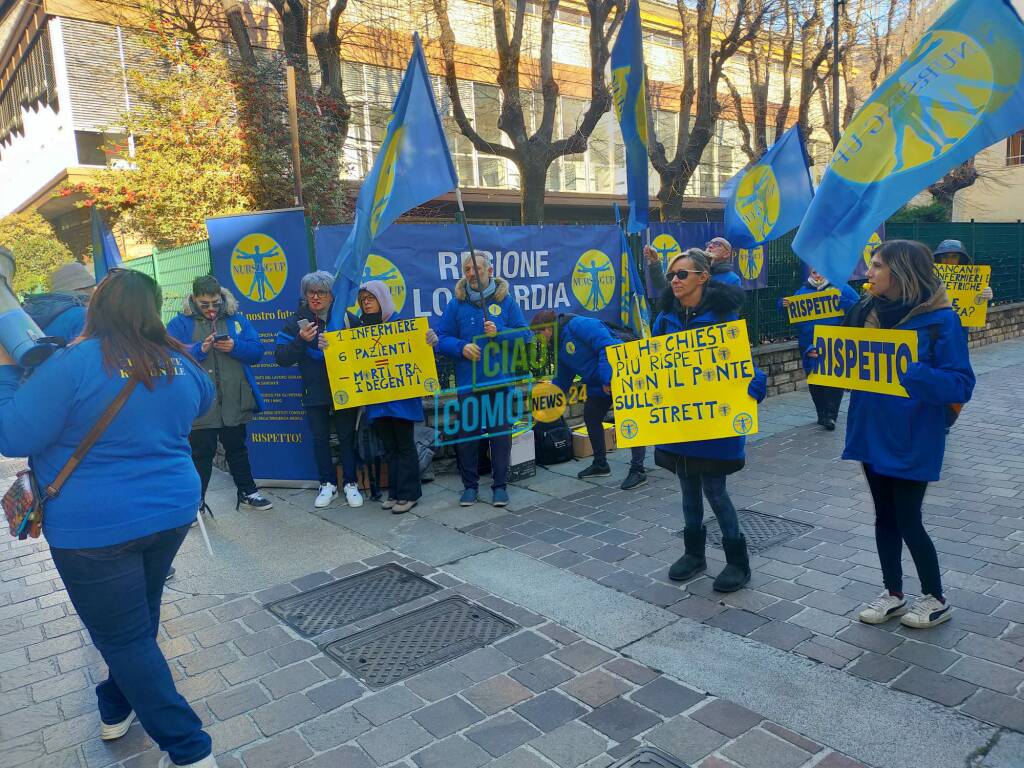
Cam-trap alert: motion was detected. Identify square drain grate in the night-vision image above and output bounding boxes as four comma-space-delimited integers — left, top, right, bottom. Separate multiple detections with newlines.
675, 508, 814, 554
266, 564, 439, 637
609, 747, 692, 767
322, 596, 518, 689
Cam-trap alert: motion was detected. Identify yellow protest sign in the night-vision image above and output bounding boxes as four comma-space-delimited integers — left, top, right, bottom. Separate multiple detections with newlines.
806, 326, 918, 397
608, 320, 758, 448
784, 288, 844, 324
323, 317, 440, 408
936, 264, 991, 328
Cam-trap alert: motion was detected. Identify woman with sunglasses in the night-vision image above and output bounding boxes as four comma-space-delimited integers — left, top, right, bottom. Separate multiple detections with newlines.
655, 249, 767, 592
0, 270, 218, 767
846, 240, 975, 629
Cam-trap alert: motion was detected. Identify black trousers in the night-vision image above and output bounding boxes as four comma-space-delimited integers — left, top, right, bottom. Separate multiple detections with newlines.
863, 464, 943, 598
807, 384, 844, 422
374, 417, 422, 502
189, 425, 257, 499
583, 390, 645, 469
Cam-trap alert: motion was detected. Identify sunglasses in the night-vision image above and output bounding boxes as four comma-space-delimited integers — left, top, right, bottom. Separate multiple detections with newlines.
196, 300, 222, 310
666, 269, 706, 281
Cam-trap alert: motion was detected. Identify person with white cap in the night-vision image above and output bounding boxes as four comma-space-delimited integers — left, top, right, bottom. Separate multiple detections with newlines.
22, 261, 96, 342
644, 237, 742, 291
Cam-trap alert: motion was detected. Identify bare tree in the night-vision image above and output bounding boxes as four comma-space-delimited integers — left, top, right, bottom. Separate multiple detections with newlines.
431, 0, 623, 224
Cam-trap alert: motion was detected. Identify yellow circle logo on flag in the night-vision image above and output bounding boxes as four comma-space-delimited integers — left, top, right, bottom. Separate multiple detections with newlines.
370, 125, 404, 237
832, 30, 1002, 184
737, 247, 764, 280
348, 254, 406, 315
572, 250, 616, 311
530, 380, 567, 423
735, 165, 780, 242
862, 231, 883, 268
650, 234, 681, 270
231, 233, 288, 303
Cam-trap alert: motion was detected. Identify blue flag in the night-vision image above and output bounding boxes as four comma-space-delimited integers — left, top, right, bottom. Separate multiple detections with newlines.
723, 125, 812, 249
793, 0, 1024, 287
610, 0, 649, 233
616, 204, 650, 339
330, 33, 458, 327
90, 207, 122, 281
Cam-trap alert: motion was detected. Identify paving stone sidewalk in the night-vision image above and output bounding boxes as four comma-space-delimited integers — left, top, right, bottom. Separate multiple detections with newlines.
461, 337, 1024, 735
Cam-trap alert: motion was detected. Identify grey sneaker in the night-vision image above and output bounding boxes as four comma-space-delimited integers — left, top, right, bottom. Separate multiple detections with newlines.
858, 592, 908, 624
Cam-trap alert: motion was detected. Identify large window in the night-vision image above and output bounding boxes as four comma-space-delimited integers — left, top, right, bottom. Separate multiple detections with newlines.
1008, 131, 1024, 166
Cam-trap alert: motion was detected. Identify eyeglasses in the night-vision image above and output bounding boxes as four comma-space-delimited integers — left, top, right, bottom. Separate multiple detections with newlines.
666, 269, 706, 281
196, 300, 222, 310
306, 290, 331, 299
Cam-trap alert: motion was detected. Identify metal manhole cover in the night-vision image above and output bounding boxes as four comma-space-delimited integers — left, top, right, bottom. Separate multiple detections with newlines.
322, 596, 518, 689
609, 746, 692, 767
674, 508, 814, 554
266, 564, 439, 637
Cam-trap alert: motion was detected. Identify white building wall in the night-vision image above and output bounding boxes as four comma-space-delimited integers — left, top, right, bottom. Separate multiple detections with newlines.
953, 141, 1024, 222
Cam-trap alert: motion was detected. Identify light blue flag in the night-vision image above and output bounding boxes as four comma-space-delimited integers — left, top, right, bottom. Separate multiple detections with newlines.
330, 33, 458, 327
723, 125, 813, 249
90, 207, 122, 281
793, 0, 1024, 287
610, 0, 649, 233
615, 204, 651, 339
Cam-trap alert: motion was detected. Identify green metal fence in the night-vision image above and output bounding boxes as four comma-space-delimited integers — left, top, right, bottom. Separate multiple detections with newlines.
124, 240, 213, 324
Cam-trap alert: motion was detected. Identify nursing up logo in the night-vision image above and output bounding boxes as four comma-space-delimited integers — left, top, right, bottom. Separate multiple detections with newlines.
572, 250, 616, 311
347, 254, 407, 314
649, 234, 681, 271
230, 233, 288, 303
370, 123, 404, 237
862, 231, 883, 268
737, 247, 765, 281
735, 165, 780, 242
832, 30, 1010, 182
611, 66, 648, 146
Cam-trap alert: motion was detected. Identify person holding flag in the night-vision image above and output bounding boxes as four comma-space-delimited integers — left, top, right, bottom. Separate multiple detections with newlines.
644, 236, 739, 289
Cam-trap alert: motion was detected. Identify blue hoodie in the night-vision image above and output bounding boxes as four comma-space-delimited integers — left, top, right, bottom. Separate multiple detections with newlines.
551, 315, 616, 396
0, 339, 214, 548
652, 281, 767, 463
435, 276, 531, 390
781, 280, 860, 374
166, 288, 265, 413
22, 293, 88, 342
842, 294, 975, 482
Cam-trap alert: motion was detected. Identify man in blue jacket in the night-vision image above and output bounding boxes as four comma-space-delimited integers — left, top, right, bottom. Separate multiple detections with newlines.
22, 262, 95, 342
644, 238, 741, 293
435, 251, 530, 507
530, 309, 647, 489
168, 275, 272, 514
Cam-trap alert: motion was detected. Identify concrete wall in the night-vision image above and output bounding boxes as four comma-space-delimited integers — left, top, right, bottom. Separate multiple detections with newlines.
953, 140, 1024, 222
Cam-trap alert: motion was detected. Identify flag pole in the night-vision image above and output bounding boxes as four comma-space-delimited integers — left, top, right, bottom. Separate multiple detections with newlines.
454, 187, 489, 322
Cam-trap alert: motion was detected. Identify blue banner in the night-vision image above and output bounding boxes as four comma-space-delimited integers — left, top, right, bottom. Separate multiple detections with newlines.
610, 0, 649, 232
91, 207, 122, 282
206, 208, 314, 484
793, 0, 1024, 287
315, 223, 625, 325
735, 246, 768, 290
723, 125, 813, 249
644, 222, 769, 291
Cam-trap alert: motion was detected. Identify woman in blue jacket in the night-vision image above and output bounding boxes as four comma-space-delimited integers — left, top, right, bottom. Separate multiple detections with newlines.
349, 280, 435, 514
844, 240, 975, 630
0, 270, 217, 768
167, 275, 271, 514
781, 268, 859, 430
654, 248, 767, 593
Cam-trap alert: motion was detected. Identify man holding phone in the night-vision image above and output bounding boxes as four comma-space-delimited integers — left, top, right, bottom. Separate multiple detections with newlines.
168, 275, 272, 516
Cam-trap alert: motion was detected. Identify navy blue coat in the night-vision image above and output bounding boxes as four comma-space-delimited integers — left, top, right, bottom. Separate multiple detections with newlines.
551, 315, 617, 396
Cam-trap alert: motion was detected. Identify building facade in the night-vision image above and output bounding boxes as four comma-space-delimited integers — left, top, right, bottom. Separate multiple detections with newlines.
953, 131, 1024, 223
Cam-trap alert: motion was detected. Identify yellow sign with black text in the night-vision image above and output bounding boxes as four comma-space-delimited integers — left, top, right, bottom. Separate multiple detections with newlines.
806, 326, 918, 397
936, 264, 990, 329
323, 317, 440, 408
784, 288, 844, 324
608, 320, 758, 448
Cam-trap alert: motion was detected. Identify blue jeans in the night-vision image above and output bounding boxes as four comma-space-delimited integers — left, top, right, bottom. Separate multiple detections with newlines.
50, 526, 212, 766
680, 474, 741, 539
306, 405, 358, 485
584, 390, 645, 470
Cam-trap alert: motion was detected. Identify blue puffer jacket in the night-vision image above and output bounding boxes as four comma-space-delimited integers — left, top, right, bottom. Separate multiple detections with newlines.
22, 293, 88, 342
166, 289, 265, 412
782, 281, 860, 374
652, 281, 767, 464
842, 293, 975, 482
435, 277, 531, 390
552, 315, 616, 396
713, 262, 742, 287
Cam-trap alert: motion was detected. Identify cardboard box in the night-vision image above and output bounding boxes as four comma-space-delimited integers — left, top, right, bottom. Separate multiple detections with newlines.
508, 422, 536, 481
571, 422, 616, 458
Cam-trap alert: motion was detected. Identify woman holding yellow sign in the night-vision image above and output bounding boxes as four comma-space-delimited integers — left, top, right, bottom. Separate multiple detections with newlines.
654, 248, 767, 593
845, 240, 975, 630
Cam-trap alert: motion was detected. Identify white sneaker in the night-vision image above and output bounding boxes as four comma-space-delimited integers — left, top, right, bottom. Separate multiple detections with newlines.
314, 483, 338, 508
100, 711, 135, 740
158, 754, 218, 768
343, 483, 364, 508
858, 592, 908, 624
901, 595, 952, 629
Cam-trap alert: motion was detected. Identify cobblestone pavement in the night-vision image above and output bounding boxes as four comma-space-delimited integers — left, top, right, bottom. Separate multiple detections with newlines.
2, 338, 1024, 768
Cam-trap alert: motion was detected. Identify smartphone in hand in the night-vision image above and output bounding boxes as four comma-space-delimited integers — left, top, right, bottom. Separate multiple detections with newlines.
213, 333, 230, 342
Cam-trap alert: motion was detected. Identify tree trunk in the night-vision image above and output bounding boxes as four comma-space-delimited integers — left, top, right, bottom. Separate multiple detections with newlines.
520, 160, 548, 224
656, 166, 692, 221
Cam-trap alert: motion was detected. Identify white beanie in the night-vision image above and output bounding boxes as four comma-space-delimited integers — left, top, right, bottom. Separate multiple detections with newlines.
49, 262, 96, 293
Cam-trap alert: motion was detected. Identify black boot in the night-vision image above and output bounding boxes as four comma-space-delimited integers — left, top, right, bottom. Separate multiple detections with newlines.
714, 535, 751, 592
669, 526, 707, 581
